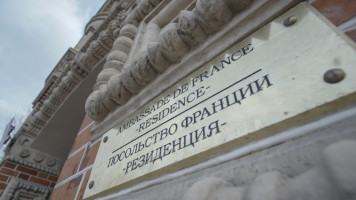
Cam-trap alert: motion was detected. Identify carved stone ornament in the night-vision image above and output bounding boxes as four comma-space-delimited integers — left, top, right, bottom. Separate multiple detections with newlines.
84, 0, 254, 121
5, 155, 60, 176
2, 178, 51, 200
33, 153, 44, 163
19, 149, 31, 158
46, 158, 56, 167
16, 1, 127, 138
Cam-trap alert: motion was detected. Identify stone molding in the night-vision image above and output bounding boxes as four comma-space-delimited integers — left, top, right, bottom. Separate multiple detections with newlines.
2, 178, 51, 200
182, 140, 356, 200
80, 0, 134, 53
84, 0, 255, 121
3, 0, 139, 187
14, 0, 134, 142
2, 154, 61, 177
2, 135, 63, 176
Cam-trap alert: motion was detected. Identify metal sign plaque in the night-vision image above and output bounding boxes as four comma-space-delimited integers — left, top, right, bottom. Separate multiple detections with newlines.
84, 3, 356, 199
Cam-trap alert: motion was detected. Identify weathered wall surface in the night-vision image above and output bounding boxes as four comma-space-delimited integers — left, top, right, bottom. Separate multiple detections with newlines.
49, 0, 356, 199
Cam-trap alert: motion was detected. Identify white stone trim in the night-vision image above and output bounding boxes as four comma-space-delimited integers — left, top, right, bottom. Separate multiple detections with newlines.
339, 16, 356, 32
54, 165, 93, 189
78, 121, 95, 136
68, 124, 101, 159
91, 137, 102, 147
74, 175, 85, 200
56, 137, 101, 196
77, 145, 88, 174
74, 169, 89, 200
67, 143, 90, 160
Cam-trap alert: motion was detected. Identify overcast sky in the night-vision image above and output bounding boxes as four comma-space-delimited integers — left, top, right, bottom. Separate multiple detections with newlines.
0, 0, 105, 137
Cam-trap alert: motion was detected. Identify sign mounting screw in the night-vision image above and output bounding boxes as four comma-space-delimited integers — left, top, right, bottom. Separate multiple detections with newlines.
324, 68, 345, 84
89, 180, 95, 189
103, 136, 108, 143
284, 15, 297, 26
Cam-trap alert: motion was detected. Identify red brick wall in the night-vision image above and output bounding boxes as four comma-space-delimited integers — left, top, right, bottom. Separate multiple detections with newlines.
0, 161, 58, 198
50, 116, 99, 200
312, 0, 356, 42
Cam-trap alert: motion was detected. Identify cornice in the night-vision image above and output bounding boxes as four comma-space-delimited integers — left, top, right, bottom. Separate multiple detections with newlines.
80, 0, 135, 53
7, 2, 141, 171
14, 0, 135, 140
3, 155, 61, 176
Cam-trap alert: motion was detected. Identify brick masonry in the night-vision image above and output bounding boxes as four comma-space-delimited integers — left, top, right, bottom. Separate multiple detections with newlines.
50, 175, 83, 200
50, 115, 96, 200
346, 29, 356, 42
0, 160, 59, 198
312, 0, 356, 42
48, 1, 356, 200
57, 148, 85, 183
312, 0, 356, 26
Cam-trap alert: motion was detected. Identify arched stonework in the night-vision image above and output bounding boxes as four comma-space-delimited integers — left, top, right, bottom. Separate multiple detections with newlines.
84, 0, 255, 121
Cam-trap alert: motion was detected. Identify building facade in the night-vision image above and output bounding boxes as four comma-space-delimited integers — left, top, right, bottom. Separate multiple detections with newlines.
1, 0, 356, 199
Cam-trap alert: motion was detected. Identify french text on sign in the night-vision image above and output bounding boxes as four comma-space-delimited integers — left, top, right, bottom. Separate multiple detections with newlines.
85, 4, 356, 198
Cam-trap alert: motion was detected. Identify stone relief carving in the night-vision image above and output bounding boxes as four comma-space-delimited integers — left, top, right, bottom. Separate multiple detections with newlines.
46, 158, 56, 167
3, 3, 135, 182
182, 140, 356, 200
2, 178, 51, 200
19, 149, 30, 158
13, 0, 134, 139
183, 177, 245, 200
19, 138, 30, 146
33, 154, 44, 163
84, 0, 255, 121
5, 145, 62, 176
4, 155, 61, 176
